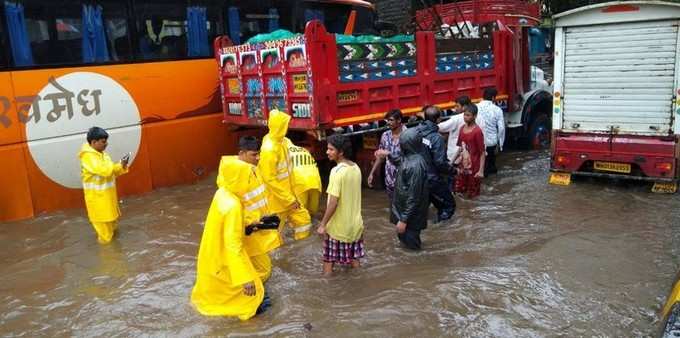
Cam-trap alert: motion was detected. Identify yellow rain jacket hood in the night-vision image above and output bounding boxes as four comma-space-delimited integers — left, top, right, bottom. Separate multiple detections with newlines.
217, 156, 281, 257
78, 143, 128, 222
191, 158, 265, 320
259, 110, 298, 213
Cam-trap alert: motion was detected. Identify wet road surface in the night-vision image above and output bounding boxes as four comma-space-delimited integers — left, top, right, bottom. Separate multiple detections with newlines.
1, 150, 679, 337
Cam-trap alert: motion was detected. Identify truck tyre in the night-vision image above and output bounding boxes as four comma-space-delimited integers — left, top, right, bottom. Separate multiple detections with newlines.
529, 114, 550, 150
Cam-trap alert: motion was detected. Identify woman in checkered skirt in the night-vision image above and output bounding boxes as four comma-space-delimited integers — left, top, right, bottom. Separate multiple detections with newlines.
316, 134, 365, 276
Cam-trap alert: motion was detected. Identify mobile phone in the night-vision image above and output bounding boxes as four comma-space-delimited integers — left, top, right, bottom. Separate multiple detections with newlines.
122, 152, 131, 162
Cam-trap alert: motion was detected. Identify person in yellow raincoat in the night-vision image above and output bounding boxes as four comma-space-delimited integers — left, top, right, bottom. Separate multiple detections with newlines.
258, 110, 312, 241
661, 270, 680, 334
217, 136, 281, 282
78, 127, 129, 244
287, 141, 322, 215
191, 152, 272, 320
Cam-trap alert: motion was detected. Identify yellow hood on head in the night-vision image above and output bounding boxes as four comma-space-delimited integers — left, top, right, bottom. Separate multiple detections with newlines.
267, 109, 290, 141
216, 156, 255, 198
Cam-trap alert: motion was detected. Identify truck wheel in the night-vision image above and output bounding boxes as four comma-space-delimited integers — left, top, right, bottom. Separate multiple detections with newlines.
529, 114, 550, 150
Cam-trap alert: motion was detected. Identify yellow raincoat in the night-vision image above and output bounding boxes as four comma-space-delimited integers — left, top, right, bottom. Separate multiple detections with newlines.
662, 273, 680, 320
258, 110, 312, 240
191, 158, 266, 320
78, 143, 128, 244
287, 141, 322, 214
217, 156, 281, 281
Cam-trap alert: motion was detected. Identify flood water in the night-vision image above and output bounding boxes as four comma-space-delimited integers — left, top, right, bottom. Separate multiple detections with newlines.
1, 150, 679, 337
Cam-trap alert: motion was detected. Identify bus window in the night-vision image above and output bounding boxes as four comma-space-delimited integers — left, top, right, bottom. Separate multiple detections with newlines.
291, 2, 378, 36
0, 3, 7, 68
3, 1, 132, 67
205, 3, 223, 56
100, 1, 133, 62
225, 1, 294, 43
22, 0, 82, 65
135, 0, 187, 60
186, 4, 220, 57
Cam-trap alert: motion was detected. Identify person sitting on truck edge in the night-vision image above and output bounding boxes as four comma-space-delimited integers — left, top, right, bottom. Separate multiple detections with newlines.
453, 104, 486, 199
415, 105, 456, 222
391, 127, 430, 250
217, 136, 282, 283
78, 127, 129, 244
191, 154, 271, 320
476, 87, 505, 176
258, 109, 313, 241
316, 134, 365, 276
287, 142, 322, 216
368, 109, 406, 202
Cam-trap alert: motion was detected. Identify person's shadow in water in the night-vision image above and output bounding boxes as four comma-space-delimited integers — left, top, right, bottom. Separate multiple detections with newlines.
79, 241, 130, 301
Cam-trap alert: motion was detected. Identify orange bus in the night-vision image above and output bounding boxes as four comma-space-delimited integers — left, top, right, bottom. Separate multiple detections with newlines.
0, 0, 377, 222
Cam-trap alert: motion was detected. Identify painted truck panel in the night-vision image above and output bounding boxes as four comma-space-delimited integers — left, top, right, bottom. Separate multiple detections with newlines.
215, 21, 514, 131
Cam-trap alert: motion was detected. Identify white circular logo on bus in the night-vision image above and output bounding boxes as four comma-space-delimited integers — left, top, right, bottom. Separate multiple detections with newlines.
24, 72, 141, 189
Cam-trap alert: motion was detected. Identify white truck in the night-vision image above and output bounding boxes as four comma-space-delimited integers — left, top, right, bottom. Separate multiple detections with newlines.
550, 1, 680, 192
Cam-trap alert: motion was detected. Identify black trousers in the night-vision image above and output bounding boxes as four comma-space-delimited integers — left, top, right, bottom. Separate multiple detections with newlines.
485, 146, 498, 176
428, 176, 455, 220
398, 228, 422, 250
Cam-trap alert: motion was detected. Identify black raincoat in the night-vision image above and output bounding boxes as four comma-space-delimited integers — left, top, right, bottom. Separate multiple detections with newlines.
415, 120, 452, 179
415, 120, 456, 221
390, 127, 430, 231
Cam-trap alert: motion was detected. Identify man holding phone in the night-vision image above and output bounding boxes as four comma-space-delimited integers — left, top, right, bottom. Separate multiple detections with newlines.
78, 127, 130, 244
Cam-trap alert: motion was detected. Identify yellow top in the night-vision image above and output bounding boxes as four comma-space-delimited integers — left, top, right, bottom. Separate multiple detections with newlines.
662, 274, 680, 319
259, 110, 297, 213
325, 162, 364, 243
78, 143, 128, 222
191, 155, 266, 320
287, 140, 322, 196
217, 156, 281, 257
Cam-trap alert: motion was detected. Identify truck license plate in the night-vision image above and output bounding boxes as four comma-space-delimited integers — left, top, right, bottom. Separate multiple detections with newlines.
652, 182, 678, 194
549, 172, 571, 186
594, 161, 631, 174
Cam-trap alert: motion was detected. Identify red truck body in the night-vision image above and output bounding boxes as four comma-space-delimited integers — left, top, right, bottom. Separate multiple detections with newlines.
414, 0, 541, 29
213, 20, 517, 133
552, 132, 677, 181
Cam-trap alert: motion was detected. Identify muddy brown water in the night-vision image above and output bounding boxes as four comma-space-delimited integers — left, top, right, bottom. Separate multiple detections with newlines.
1, 150, 678, 337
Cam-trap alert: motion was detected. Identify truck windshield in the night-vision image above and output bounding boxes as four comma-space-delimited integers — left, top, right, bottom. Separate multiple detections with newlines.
295, 2, 376, 35
224, 0, 377, 44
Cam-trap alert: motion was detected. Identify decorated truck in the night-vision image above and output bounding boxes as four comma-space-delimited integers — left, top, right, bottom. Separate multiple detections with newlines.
549, 1, 680, 193
213, 0, 552, 154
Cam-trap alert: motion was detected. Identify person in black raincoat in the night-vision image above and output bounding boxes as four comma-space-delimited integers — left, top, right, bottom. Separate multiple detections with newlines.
415, 105, 456, 222
390, 127, 430, 250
